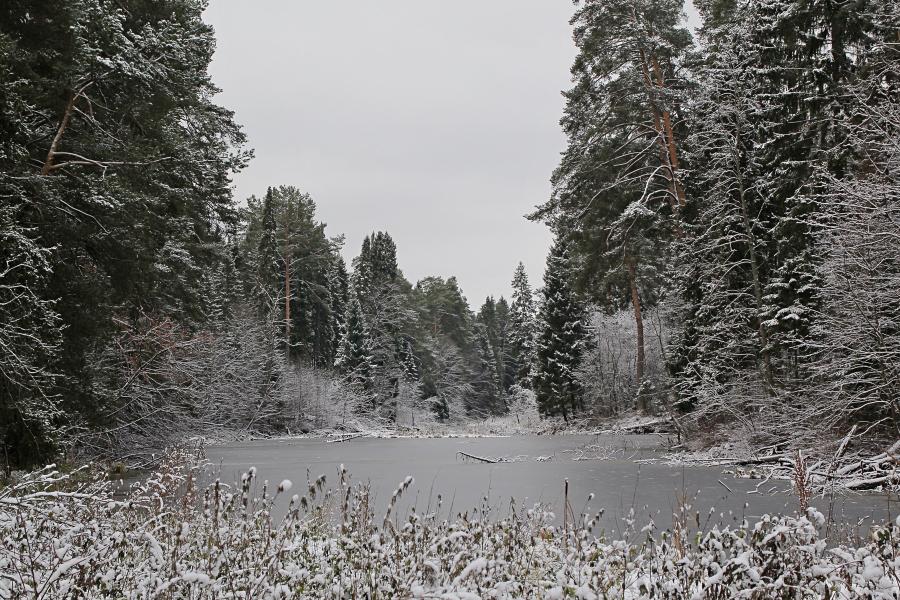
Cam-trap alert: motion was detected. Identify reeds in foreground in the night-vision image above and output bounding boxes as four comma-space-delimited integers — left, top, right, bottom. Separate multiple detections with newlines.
1, 449, 898, 599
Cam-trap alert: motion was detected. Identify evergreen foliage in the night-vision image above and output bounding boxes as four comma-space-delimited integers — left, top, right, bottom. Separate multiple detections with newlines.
2, 0, 898, 466
667, 5, 774, 410
334, 291, 373, 390
530, 0, 692, 394
508, 263, 538, 387
0, 0, 248, 465
534, 238, 587, 419
546, 0, 900, 440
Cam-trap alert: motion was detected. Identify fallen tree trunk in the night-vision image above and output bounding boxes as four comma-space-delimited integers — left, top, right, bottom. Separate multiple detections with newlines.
845, 472, 900, 491
327, 433, 369, 444
457, 451, 497, 464
597, 418, 676, 435
735, 454, 793, 466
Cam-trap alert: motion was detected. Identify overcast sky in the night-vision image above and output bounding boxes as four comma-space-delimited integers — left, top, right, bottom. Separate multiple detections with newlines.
202, 1, 579, 306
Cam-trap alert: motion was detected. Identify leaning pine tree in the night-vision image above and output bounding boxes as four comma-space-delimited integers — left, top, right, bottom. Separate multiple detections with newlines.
533, 238, 587, 420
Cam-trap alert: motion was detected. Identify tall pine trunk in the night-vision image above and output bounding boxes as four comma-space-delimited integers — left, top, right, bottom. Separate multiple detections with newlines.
649, 53, 686, 209
635, 38, 686, 211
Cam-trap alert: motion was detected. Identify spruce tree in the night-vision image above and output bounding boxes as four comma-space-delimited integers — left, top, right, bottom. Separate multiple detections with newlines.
668, 3, 775, 410
369, 232, 399, 284
399, 338, 419, 383
493, 297, 515, 396
255, 188, 280, 316
350, 231, 417, 418
509, 263, 538, 387
0, 205, 62, 465
804, 9, 900, 438
242, 186, 336, 365
751, 0, 882, 380
534, 238, 587, 419
327, 255, 350, 367
208, 242, 242, 326
335, 292, 373, 389
352, 231, 399, 303
473, 321, 500, 415
474, 295, 514, 410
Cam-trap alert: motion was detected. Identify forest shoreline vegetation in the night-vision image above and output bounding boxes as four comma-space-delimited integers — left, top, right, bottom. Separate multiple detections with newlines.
1, 0, 899, 596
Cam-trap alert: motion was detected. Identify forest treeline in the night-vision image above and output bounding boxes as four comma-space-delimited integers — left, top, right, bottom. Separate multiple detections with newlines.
1, 0, 899, 468
238, 186, 543, 430
0, 0, 544, 466
531, 0, 900, 446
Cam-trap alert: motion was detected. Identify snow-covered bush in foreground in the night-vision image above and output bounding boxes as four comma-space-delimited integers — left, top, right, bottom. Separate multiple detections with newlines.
2, 453, 898, 599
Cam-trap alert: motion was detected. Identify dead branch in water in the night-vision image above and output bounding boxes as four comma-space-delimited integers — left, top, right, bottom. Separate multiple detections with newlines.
327, 433, 369, 444
457, 451, 497, 464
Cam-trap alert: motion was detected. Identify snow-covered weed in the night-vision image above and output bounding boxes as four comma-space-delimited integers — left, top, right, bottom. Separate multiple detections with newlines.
2, 453, 899, 599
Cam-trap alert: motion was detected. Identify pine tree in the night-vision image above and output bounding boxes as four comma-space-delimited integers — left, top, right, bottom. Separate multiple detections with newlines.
242, 186, 336, 365
509, 263, 538, 387
534, 238, 587, 419
0, 0, 249, 462
529, 0, 692, 387
415, 276, 474, 351
425, 334, 474, 422
414, 275, 487, 419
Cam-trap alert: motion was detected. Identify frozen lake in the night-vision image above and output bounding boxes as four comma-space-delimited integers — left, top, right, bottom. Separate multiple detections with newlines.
206, 434, 896, 536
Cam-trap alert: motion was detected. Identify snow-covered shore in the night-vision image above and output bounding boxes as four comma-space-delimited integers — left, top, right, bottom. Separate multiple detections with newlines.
2, 450, 899, 599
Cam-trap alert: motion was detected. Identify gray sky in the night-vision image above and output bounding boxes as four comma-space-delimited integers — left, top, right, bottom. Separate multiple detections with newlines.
203, 1, 577, 306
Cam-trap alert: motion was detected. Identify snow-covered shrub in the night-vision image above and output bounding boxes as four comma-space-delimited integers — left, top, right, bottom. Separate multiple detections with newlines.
2, 457, 898, 599
82, 311, 293, 459
579, 309, 668, 416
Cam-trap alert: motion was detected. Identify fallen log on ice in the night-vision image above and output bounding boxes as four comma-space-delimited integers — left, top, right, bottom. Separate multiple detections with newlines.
845, 471, 900, 491
596, 418, 676, 435
326, 433, 369, 444
734, 453, 794, 467
457, 451, 498, 464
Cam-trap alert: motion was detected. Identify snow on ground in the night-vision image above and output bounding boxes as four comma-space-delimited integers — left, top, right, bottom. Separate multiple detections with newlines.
2, 450, 899, 599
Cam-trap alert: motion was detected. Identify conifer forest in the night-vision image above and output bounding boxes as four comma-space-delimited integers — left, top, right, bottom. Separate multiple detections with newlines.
1, 1, 899, 598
